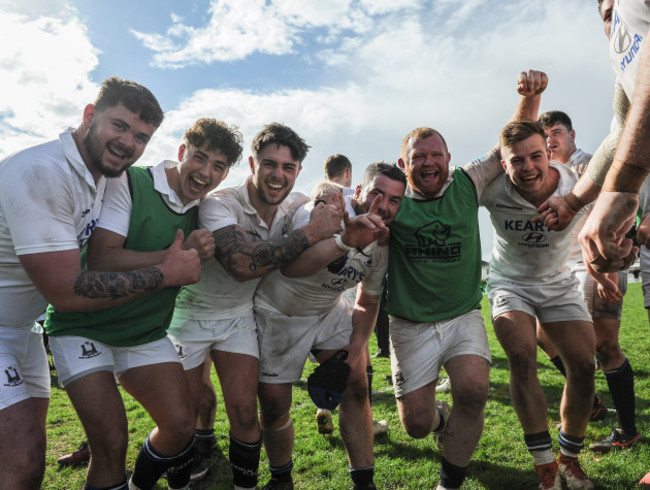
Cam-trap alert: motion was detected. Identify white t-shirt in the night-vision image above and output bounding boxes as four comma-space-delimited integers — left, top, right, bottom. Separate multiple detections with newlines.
480, 163, 586, 282
0, 130, 106, 329
254, 196, 388, 317
610, 0, 650, 100
172, 177, 308, 320
98, 160, 200, 237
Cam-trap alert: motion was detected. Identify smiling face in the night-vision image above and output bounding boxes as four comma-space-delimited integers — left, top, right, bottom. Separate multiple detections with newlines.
172, 144, 230, 204
398, 133, 451, 199
543, 122, 576, 163
354, 174, 405, 225
250, 143, 302, 207
501, 133, 552, 198
81, 102, 157, 179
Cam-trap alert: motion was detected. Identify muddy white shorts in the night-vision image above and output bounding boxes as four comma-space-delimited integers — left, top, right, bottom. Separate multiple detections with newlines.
255, 298, 352, 384
389, 309, 490, 398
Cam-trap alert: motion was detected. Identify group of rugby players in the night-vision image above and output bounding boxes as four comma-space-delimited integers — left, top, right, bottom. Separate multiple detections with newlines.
2, 0, 650, 489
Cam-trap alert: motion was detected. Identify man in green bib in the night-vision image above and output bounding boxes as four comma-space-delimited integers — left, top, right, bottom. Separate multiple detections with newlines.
44, 118, 243, 490
385, 70, 547, 490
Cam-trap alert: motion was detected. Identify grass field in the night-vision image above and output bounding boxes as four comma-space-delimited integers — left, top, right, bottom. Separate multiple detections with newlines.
44, 282, 649, 489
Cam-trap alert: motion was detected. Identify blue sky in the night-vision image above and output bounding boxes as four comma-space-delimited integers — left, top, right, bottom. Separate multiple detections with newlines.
1, 0, 615, 258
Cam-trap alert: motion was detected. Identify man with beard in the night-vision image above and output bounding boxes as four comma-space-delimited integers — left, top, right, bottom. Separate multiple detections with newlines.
253, 162, 401, 489
0, 77, 201, 489
385, 70, 546, 489
167, 123, 343, 490
44, 118, 243, 490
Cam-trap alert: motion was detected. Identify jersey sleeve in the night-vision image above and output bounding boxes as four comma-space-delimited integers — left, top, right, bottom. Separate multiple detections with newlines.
359, 245, 388, 296
0, 161, 79, 255
462, 146, 503, 202
96, 173, 132, 237
198, 193, 239, 232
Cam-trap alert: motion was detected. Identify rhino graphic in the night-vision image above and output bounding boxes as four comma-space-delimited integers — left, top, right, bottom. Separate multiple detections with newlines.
415, 220, 451, 247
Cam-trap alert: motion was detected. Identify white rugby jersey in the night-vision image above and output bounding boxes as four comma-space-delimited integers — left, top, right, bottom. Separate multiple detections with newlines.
610, 0, 650, 99
172, 177, 308, 320
480, 163, 586, 282
0, 130, 105, 329
255, 196, 387, 317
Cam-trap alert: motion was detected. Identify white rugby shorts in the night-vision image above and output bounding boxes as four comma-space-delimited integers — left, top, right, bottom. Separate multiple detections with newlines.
389, 309, 490, 398
49, 335, 179, 386
0, 327, 49, 410
255, 298, 352, 384
167, 316, 259, 371
488, 273, 591, 324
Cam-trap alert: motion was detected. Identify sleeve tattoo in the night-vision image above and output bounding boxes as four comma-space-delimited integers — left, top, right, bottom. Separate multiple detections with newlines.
215, 224, 310, 273
73, 267, 165, 299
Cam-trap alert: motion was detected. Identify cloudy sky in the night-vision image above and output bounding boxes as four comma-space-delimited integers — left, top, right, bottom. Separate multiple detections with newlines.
1, 0, 615, 258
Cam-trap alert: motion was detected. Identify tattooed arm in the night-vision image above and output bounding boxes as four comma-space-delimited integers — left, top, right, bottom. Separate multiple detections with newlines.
19, 229, 201, 312
213, 203, 344, 281
213, 224, 311, 281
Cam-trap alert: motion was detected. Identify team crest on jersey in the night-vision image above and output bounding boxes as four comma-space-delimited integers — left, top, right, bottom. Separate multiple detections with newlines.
406, 220, 461, 263
3, 366, 23, 387
79, 341, 101, 359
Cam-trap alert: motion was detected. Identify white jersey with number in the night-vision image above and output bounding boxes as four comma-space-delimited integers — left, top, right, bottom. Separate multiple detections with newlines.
0, 130, 106, 329
610, 0, 650, 100
480, 163, 585, 282
171, 177, 308, 321
254, 197, 387, 317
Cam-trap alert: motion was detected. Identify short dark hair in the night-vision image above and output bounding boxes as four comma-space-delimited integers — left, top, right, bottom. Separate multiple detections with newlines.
360, 161, 406, 189
93, 76, 164, 128
400, 127, 448, 161
499, 120, 546, 152
184, 118, 243, 167
538, 110, 573, 132
323, 154, 352, 180
251, 123, 310, 163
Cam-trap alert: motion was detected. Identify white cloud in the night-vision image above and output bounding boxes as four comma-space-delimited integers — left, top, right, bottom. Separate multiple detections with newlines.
0, 0, 619, 260
0, 8, 99, 156
132, 0, 424, 68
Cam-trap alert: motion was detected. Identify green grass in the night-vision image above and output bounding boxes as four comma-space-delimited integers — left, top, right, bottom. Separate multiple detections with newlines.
44, 283, 649, 489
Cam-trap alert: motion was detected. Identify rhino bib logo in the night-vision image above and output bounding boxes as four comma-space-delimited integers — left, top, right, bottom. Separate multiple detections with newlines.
4, 366, 23, 387
406, 220, 461, 262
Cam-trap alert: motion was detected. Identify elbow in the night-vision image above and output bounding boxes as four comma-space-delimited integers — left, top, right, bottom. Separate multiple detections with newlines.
47, 297, 79, 313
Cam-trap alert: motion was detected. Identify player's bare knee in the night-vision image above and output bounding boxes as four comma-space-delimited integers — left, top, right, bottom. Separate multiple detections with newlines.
401, 411, 434, 439
595, 341, 622, 365
233, 405, 260, 434
453, 386, 488, 416
260, 411, 291, 431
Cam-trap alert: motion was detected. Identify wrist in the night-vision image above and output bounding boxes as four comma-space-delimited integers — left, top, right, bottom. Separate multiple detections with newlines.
563, 192, 584, 214
334, 234, 355, 252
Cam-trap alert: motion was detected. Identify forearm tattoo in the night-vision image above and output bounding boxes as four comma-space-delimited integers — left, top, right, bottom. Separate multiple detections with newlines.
215, 225, 310, 274
73, 267, 164, 300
